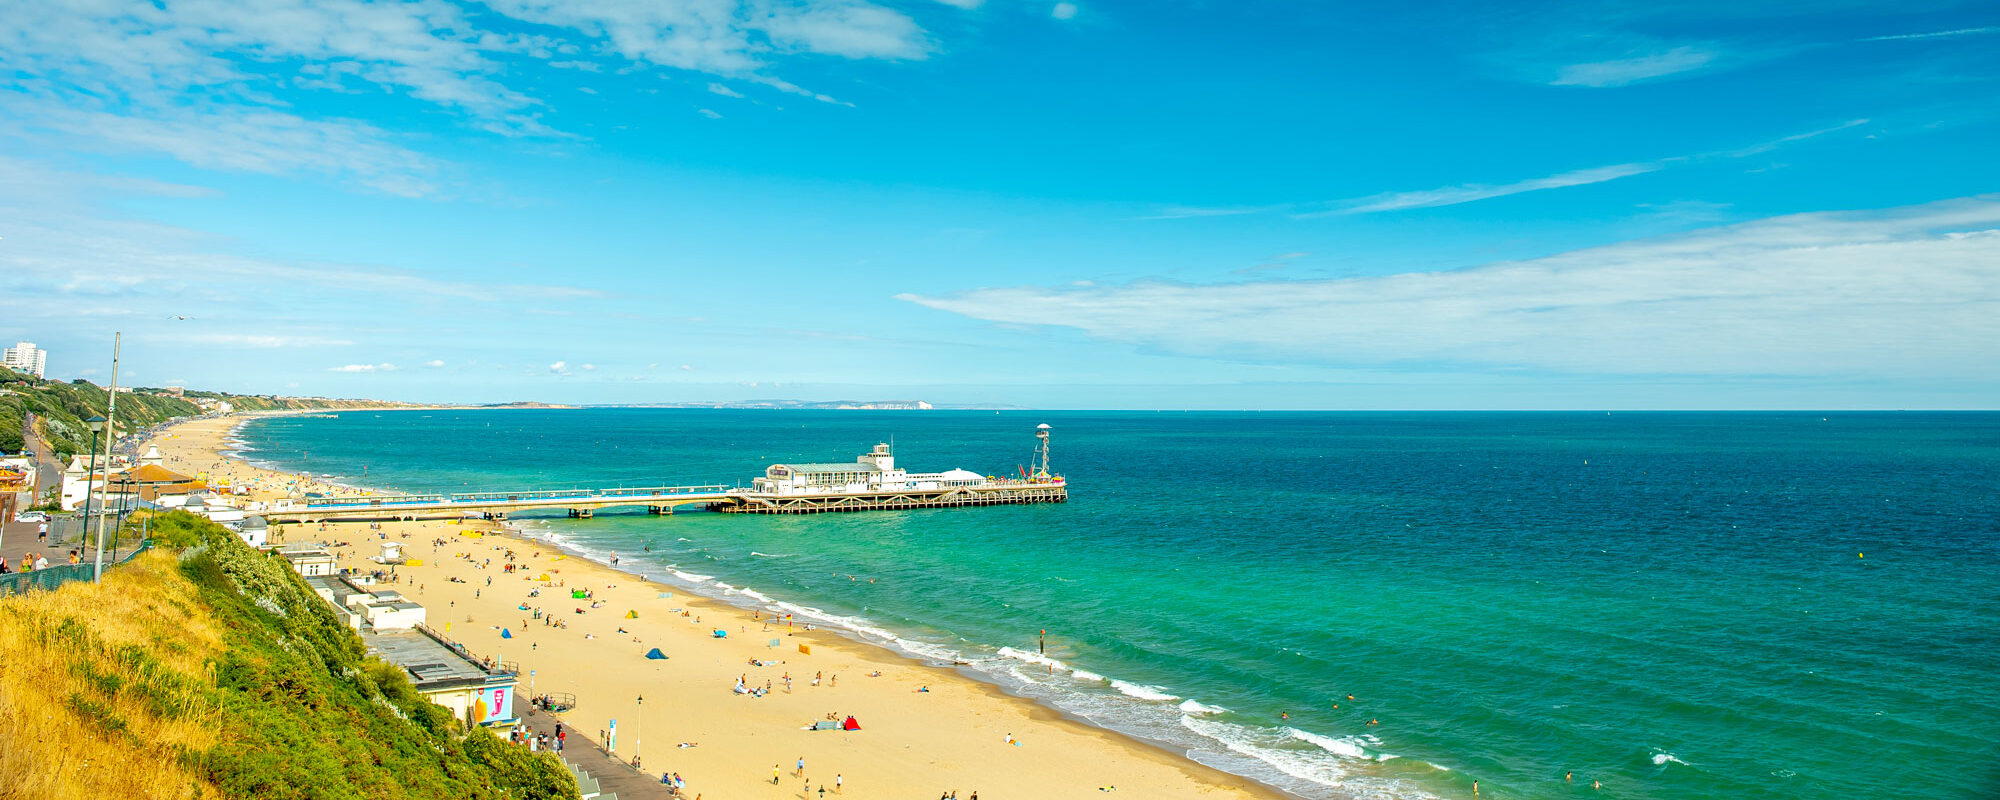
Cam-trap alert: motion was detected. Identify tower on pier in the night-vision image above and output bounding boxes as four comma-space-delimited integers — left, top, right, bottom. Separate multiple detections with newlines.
1032, 424, 1053, 479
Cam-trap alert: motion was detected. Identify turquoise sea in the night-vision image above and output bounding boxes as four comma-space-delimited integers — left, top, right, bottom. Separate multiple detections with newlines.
234, 410, 2000, 800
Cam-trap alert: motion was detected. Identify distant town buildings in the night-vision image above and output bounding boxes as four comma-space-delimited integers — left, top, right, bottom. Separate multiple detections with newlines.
2, 341, 46, 378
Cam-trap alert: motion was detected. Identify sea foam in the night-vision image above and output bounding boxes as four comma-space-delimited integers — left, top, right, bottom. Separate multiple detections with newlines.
1110, 680, 1180, 701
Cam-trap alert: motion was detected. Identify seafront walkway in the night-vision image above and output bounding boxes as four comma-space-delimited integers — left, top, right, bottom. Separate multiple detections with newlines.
519, 705, 672, 799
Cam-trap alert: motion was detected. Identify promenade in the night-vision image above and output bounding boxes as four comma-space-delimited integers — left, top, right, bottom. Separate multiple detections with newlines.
519, 705, 674, 799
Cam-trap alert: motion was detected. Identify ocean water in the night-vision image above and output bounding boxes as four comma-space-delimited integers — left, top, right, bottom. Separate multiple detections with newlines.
238, 410, 2000, 800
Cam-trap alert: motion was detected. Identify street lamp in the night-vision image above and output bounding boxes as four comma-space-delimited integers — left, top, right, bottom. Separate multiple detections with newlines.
81, 416, 106, 555
636, 693, 643, 768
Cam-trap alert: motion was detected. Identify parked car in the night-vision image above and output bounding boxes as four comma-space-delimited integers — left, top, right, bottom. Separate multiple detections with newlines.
14, 511, 49, 523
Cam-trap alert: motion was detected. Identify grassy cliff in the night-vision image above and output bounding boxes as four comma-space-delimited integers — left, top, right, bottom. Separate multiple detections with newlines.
0, 512, 577, 799
0, 365, 413, 458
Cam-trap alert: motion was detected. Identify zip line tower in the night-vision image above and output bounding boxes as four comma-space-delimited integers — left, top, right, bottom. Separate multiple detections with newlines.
1032, 424, 1053, 479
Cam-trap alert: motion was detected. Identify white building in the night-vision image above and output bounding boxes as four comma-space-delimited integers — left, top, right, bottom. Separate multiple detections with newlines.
279, 547, 339, 577
59, 454, 131, 510
753, 443, 988, 495
2, 342, 46, 378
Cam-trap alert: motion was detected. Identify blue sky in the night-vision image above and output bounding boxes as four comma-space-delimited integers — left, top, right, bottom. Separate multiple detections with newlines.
2, 0, 1996, 408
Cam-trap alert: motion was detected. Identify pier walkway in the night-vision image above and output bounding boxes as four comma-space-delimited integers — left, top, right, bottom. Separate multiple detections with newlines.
268, 485, 733, 522
265, 480, 1067, 523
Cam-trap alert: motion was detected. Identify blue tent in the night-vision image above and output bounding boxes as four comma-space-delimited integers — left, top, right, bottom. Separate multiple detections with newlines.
501, 628, 512, 639
644, 648, 668, 660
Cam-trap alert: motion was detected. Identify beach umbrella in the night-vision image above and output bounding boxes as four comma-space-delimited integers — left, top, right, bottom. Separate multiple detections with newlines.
644, 648, 667, 660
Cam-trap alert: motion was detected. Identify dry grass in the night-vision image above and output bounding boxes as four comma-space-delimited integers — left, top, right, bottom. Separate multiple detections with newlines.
0, 551, 224, 800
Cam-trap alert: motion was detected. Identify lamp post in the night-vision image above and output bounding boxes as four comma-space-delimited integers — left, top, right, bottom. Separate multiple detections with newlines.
81, 416, 105, 556
636, 693, 643, 767
92, 332, 121, 583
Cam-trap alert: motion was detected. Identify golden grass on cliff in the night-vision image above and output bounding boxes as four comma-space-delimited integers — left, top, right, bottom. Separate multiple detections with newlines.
0, 551, 224, 799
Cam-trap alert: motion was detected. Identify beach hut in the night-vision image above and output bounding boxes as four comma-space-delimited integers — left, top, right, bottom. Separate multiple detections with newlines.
644, 648, 668, 660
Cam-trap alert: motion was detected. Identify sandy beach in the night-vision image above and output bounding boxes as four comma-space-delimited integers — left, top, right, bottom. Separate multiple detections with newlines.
149, 414, 1287, 800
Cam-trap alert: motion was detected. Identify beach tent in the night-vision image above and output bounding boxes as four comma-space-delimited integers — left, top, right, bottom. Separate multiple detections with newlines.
644, 648, 668, 660
712, 629, 728, 638
625, 610, 638, 619
572, 589, 588, 599
501, 629, 512, 639
538, 574, 551, 581
842, 716, 860, 731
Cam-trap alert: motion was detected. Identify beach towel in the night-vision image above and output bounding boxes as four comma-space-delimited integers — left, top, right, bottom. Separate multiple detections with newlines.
644, 648, 668, 660
809, 720, 840, 730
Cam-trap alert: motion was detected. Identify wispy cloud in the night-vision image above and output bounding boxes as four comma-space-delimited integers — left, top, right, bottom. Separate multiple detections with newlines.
1310, 163, 1661, 216
1298, 120, 1868, 217
698, 108, 724, 119
708, 83, 746, 98
1860, 27, 2000, 42
329, 363, 396, 373
904, 195, 2000, 378
425, 360, 446, 368
183, 334, 355, 348
1552, 46, 1717, 87
1129, 205, 1279, 221
1052, 3, 1079, 20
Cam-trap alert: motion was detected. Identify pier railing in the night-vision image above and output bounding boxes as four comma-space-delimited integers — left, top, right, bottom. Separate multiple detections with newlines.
295, 485, 732, 510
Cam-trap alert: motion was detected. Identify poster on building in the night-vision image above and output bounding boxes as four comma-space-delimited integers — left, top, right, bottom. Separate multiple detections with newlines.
471, 686, 512, 725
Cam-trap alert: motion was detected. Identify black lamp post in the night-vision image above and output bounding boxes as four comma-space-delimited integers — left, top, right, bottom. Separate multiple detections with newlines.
81, 416, 106, 553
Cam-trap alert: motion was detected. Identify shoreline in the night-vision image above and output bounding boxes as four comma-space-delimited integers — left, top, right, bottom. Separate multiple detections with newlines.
153, 413, 1304, 800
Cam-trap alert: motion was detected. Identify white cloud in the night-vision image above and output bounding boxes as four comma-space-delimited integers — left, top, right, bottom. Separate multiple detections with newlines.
181, 334, 355, 348
1861, 26, 2000, 42
1313, 163, 1661, 216
680, 364, 695, 371
698, 108, 724, 119
708, 82, 745, 98
329, 363, 396, 373
425, 359, 446, 368
935, 0, 984, 8
1553, 47, 1716, 87
549, 361, 569, 374
648, 362, 660, 369
1052, 3, 1079, 20
21, 104, 440, 197
903, 196, 2000, 378
0, 0, 549, 131
481, 1, 931, 80
581, 363, 597, 371
1303, 121, 1865, 216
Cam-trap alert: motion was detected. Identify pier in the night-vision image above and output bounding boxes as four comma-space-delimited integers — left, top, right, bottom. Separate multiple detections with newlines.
263, 480, 1065, 523
263, 427, 1068, 523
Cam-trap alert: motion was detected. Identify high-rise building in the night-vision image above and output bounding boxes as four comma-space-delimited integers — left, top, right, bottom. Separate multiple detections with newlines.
2, 341, 46, 378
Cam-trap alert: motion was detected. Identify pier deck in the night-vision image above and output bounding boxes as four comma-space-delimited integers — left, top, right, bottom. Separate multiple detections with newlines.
264, 481, 1066, 523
